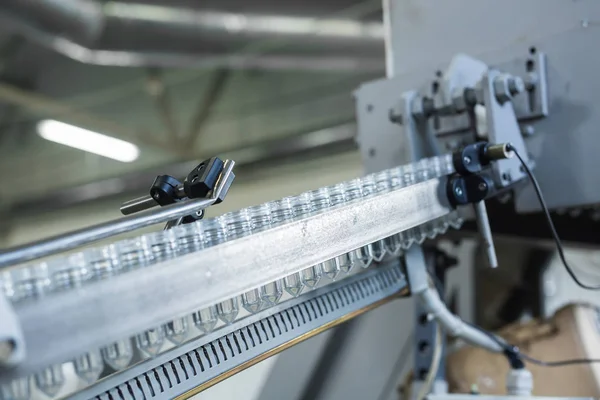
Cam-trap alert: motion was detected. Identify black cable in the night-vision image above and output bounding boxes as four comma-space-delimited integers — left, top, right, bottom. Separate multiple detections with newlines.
505, 144, 600, 290
467, 320, 600, 368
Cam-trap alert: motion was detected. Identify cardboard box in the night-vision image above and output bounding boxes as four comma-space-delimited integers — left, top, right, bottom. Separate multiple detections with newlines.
446, 304, 600, 396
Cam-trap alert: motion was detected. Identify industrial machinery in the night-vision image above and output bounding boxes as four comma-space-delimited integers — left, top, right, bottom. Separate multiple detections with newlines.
1, 1, 600, 400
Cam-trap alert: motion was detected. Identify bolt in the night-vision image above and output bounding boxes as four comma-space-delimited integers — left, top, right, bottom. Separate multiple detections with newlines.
508, 76, 525, 96
478, 182, 487, 191
521, 125, 535, 137
463, 156, 471, 165
455, 187, 463, 196
493, 74, 523, 104
153, 193, 161, 200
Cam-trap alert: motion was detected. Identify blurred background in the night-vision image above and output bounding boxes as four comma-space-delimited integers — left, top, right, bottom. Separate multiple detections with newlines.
0, 0, 384, 246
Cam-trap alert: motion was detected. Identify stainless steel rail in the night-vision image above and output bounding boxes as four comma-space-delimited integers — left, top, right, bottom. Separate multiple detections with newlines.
1, 177, 450, 378
0, 160, 235, 268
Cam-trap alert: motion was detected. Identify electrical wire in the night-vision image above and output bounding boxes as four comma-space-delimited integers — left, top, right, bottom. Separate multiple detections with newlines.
466, 320, 600, 368
506, 144, 600, 290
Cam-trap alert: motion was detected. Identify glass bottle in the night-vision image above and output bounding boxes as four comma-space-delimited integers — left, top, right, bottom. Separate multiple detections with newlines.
327, 184, 354, 273
226, 210, 263, 311
307, 189, 340, 280
135, 327, 165, 358
361, 175, 387, 262
192, 305, 219, 334
147, 230, 189, 345
10, 263, 65, 397
345, 178, 373, 268
0, 377, 30, 400
85, 245, 119, 281
174, 220, 204, 255
375, 170, 403, 256
115, 235, 152, 272
401, 164, 421, 248
115, 236, 164, 357
72, 349, 104, 384
48, 254, 102, 385
100, 339, 133, 371
204, 217, 239, 324
85, 248, 134, 371
415, 158, 437, 239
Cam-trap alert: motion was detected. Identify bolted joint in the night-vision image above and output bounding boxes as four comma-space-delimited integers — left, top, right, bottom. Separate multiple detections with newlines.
451, 87, 467, 113
447, 174, 494, 207
411, 96, 435, 121
493, 74, 525, 104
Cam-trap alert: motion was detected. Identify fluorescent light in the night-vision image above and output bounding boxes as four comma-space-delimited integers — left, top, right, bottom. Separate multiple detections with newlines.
37, 120, 140, 163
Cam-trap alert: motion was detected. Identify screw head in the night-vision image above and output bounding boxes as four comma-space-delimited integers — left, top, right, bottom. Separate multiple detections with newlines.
455, 187, 463, 196
478, 182, 487, 191
153, 193, 161, 200
463, 156, 471, 165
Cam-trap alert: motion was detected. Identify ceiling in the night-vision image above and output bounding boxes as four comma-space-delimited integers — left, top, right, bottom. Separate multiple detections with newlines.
0, 0, 385, 211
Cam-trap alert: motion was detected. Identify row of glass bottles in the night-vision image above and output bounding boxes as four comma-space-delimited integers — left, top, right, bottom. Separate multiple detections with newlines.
0, 153, 459, 400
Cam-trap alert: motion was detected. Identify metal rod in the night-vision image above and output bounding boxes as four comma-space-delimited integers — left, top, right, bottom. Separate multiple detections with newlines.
0, 196, 215, 269
473, 201, 498, 268
0, 160, 234, 268
120, 195, 157, 215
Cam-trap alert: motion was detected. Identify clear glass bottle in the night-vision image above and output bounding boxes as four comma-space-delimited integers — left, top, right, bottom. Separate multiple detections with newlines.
100, 339, 133, 371
73, 349, 104, 384
135, 327, 165, 357
85, 247, 133, 371
146, 230, 189, 345
48, 254, 100, 385
387, 166, 408, 255
375, 170, 403, 256
271, 197, 321, 290
115, 235, 152, 272
327, 184, 354, 273
174, 220, 204, 255
226, 210, 263, 311
361, 175, 387, 262
244, 204, 273, 309
345, 178, 373, 268
0, 377, 30, 400
307, 188, 340, 280
115, 235, 165, 357
48, 252, 91, 292
401, 164, 421, 248
204, 217, 239, 324
10, 263, 64, 397
175, 221, 219, 335
267, 196, 305, 303
34, 364, 64, 398
192, 305, 219, 333
415, 158, 438, 239
85, 245, 119, 281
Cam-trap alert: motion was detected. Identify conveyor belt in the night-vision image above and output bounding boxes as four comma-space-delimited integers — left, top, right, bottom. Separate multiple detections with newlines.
71, 262, 407, 400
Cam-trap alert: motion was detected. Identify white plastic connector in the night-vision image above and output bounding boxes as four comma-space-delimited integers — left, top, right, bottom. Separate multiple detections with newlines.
506, 368, 534, 395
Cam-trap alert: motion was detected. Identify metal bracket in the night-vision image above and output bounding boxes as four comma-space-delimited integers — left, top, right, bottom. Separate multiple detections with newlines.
480, 69, 531, 187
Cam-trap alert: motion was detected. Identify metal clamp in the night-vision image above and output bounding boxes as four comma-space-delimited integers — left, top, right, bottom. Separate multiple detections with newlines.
0, 159, 235, 268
